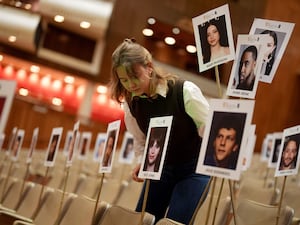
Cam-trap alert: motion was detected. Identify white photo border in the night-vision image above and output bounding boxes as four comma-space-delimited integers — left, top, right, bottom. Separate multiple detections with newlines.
139, 116, 173, 181
192, 4, 235, 72
275, 125, 300, 177
249, 18, 295, 83
196, 99, 255, 180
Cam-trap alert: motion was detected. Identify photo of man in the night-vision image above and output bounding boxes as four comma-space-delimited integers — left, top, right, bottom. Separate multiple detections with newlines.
279, 136, 299, 170
236, 45, 257, 91
204, 112, 246, 170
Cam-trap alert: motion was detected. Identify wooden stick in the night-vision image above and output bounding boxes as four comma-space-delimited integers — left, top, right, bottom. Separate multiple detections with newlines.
92, 173, 105, 224
211, 178, 225, 225
228, 180, 237, 225
214, 66, 222, 98
140, 179, 150, 225
33, 166, 49, 220
57, 166, 70, 221
276, 176, 287, 225
20, 163, 30, 199
204, 177, 217, 225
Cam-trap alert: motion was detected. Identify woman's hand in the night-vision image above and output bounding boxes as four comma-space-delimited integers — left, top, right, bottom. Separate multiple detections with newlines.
132, 163, 144, 182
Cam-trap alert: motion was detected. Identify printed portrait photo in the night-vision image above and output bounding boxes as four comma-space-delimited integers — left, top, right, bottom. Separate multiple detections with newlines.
93, 133, 106, 162
192, 4, 235, 72
226, 34, 268, 99
139, 116, 173, 180
11, 129, 25, 162
44, 127, 63, 167
26, 128, 39, 164
99, 120, 121, 173
119, 131, 134, 165
196, 99, 255, 180
203, 112, 246, 170
268, 132, 282, 168
275, 125, 300, 177
249, 18, 295, 83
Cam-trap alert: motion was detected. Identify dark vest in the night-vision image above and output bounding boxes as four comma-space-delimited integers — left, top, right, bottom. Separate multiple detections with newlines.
129, 80, 202, 165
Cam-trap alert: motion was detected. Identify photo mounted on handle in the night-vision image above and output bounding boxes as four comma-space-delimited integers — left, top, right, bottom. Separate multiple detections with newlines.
99, 120, 121, 173
93, 132, 106, 162
275, 125, 300, 177
192, 4, 235, 72
119, 131, 135, 165
26, 127, 39, 164
44, 127, 63, 167
196, 99, 255, 181
139, 116, 173, 181
11, 129, 25, 162
249, 18, 295, 83
66, 121, 80, 167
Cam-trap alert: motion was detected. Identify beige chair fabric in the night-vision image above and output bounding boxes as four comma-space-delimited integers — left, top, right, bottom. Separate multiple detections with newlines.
58, 195, 108, 225
194, 195, 232, 225
228, 199, 294, 225
155, 218, 184, 225
97, 205, 155, 225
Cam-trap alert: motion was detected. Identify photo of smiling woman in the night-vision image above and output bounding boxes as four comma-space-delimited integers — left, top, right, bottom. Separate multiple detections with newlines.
143, 127, 167, 172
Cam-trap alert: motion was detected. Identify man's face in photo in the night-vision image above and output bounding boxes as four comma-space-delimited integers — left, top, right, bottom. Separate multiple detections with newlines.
213, 128, 238, 161
239, 51, 256, 84
282, 140, 297, 168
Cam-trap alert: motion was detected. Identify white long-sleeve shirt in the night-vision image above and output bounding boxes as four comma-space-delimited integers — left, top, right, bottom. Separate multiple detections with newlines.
124, 80, 209, 162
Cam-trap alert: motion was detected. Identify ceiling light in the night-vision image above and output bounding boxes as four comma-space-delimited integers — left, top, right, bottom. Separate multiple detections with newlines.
19, 88, 29, 96
164, 37, 176, 45
186, 45, 197, 53
30, 65, 40, 73
52, 97, 62, 106
172, 27, 180, 35
142, 28, 154, 37
8, 36, 17, 42
80, 21, 91, 29
54, 15, 64, 23
96, 85, 107, 94
64, 76, 75, 84
147, 17, 156, 25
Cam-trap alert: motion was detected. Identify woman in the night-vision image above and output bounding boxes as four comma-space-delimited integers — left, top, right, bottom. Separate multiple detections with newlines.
143, 127, 167, 172
260, 30, 277, 75
202, 19, 230, 64
109, 38, 210, 224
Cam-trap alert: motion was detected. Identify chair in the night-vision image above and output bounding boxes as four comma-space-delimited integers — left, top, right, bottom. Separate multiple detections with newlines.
57, 195, 109, 225
0, 178, 32, 213
97, 205, 155, 225
228, 199, 294, 225
113, 178, 143, 210
236, 179, 280, 205
13, 189, 75, 225
155, 218, 184, 225
194, 195, 232, 225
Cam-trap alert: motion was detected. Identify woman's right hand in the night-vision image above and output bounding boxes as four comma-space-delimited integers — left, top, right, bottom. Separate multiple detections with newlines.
132, 163, 144, 182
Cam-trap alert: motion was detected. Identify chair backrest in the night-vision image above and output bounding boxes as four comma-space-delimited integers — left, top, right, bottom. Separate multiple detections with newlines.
194, 195, 232, 225
15, 182, 43, 218
283, 187, 300, 218
58, 195, 108, 225
155, 218, 184, 225
1, 178, 31, 211
33, 189, 74, 225
229, 199, 294, 225
237, 182, 280, 205
97, 205, 155, 225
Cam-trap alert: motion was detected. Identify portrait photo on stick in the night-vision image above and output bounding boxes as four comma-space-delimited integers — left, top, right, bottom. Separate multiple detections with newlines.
99, 120, 121, 173
249, 18, 295, 83
119, 131, 135, 165
275, 125, 300, 177
44, 127, 63, 167
197, 99, 254, 180
226, 34, 268, 99
192, 4, 235, 72
139, 116, 172, 180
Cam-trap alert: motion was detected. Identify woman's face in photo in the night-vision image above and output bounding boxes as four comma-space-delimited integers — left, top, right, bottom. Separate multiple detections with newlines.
265, 34, 276, 56
207, 24, 220, 47
148, 140, 160, 165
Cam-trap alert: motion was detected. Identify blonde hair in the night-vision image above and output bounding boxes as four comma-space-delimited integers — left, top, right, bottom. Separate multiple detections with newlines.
109, 38, 177, 104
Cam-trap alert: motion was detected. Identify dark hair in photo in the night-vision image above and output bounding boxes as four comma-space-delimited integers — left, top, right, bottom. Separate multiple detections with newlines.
198, 15, 229, 64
